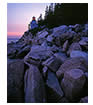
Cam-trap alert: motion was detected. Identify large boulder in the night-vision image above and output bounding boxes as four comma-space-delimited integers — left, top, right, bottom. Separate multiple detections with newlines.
79, 96, 88, 103
7, 41, 30, 59
7, 59, 25, 103
70, 50, 88, 62
50, 45, 60, 53
56, 57, 88, 79
67, 42, 82, 55
20, 31, 33, 45
37, 30, 48, 39
62, 40, 69, 52
54, 32, 73, 46
24, 64, 46, 103
61, 69, 86, 101
7, 44, 19, 59
46, 70, 64, 102
7, 48, 18, 59
79, 37, 88, 51
58, 97, 69, 103
82, 24, 88, 36
32, 29, 48, 45
41, 41, 48, 47
52, 25, 69, 37
79, 37, 88, 46
54, 52, 67, 63
72, 34, 81, 43
16, 45, 31, 58
47, 35, 53, 42
42, 56, 62, 72
24, 45, 53, 66
73, 24, 83, 33
42, 66, 48, 79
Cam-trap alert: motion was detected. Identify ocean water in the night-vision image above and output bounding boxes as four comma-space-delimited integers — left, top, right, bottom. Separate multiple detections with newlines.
7, 36, 21, 43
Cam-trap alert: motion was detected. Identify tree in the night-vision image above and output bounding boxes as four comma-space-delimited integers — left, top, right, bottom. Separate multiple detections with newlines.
38, 14, 43, 26
44, 6, 49, 20
43, 3, 88, 29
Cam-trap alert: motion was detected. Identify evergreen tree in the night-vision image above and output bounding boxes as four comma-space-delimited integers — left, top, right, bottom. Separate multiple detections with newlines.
42, 3, 88, 29
38, 14, 43, 26
44, 6, 49, 20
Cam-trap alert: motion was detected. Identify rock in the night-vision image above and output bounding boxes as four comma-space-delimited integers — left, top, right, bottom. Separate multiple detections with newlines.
54, 52, 67, 63
37, 38, 46, 45
67, 42, 82, 55
74, 24, 82, 32
46, 70, 64, 102
41, 41, 48, 48
58, 97, 69, 103
7, 44, 19, 59
62, 40, 69, 52
7, 41, 31, 59
42, 66, 48, 79
79, 37, 88, 51
61, 69, 86, 101
79, 96, 88, 103
84, 72, 88, 78
20, 32, 33, 45
42, 56, 62, 72
52, 25, 69, 37
83, 72, 88, 96
7, 23, 88, 103
70, 50, 88, 62
54, 32, 73, 46
16, 45, 31, 58
69, 25, 74, 29
8, 49, 18, 59
79, 37, 88, 46
56, 57, 88, 79
24, 45, 53, 66
82, 37, 88, 41
50, 45, 59, 52
24, 64, 46, 103
72, 34, 81, 42
7, 59, 25, 103
82, 24, 88, 36
47, 35, 53, 42
37, 30, 48, 39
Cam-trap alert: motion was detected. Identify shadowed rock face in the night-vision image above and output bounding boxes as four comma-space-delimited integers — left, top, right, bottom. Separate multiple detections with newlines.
46, 70, 64, 102
54, 52, 67, 63
70, 50, 88, 62
24, 45, 53, 67
16, 45, 31, 58
62, 40, 69, 52
7, 59, 25, 103
7, 24, 88, 103
61, 69, 86, 101
42, 56, 62, 72
67, 42, 82, 55
79, 96, 88, 103
56, 57, 88, 79
54, 32, 73, 46
24, 64, 46, 103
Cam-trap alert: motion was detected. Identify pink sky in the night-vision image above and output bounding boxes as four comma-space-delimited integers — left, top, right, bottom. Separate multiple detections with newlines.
7, 24, 27, 36
7, 3, 50, 37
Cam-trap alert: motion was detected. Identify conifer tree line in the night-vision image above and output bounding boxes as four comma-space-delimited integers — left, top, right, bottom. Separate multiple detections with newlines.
37, 3, 88, 29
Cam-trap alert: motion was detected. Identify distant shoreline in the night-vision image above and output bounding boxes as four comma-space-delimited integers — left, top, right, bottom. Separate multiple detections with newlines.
7, 36, 21, 44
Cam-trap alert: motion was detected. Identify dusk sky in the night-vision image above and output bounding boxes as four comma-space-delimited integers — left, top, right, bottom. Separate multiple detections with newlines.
7, 3, 50, 37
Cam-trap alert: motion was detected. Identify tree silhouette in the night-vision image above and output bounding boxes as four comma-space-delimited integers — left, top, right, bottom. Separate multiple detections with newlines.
38, 3, 88, 29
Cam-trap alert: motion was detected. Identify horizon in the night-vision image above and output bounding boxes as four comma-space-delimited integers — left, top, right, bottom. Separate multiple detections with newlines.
7, 3, 50, 37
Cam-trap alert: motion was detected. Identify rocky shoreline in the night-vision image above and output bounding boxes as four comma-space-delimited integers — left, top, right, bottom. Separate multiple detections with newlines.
7, 24, 88, 103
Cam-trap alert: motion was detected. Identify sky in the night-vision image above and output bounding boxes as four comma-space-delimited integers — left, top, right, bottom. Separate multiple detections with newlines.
7, 3, 50, 37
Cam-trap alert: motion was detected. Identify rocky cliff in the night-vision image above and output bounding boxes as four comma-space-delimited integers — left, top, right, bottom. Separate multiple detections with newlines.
7, 24, 88, 103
